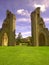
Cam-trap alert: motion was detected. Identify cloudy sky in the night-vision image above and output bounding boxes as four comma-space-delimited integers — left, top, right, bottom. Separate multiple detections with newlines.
0, 0, 49, 38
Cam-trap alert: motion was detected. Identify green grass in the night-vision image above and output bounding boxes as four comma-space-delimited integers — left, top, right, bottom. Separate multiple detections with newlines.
0, 46, 49, 65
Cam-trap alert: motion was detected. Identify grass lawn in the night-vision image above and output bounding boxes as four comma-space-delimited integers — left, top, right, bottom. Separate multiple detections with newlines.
0, 46, 49, 65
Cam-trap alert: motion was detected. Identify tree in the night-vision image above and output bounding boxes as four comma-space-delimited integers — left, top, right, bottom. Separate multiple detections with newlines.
16, 32, 22, 45
17, 32, 22, 39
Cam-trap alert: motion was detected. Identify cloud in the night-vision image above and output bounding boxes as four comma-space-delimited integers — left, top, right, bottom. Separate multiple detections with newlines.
16, 24, 31, 38
22, 31, 31, 38
17, 9, 25, 15
43, 17, 49, 29
28, 0, 49, 12
36, 17, 49, 29
43, 18, 49, 23
34, 4, 46, 12
17, 18, 30, 22
0, 20, 4, 28
16, 31, 31, 38
42, 0, 49, 8
16, 9, 30, 17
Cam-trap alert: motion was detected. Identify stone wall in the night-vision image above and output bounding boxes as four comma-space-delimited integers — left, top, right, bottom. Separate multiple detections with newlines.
31, 7, 49, 46
0, 10, 16, 46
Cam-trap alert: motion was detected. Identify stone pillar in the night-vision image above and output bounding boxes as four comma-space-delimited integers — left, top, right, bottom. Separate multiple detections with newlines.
31, 7, 40, 46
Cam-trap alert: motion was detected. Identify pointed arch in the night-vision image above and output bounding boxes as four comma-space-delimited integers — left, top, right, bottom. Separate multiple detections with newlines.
2, 33, 8, 46
39, 33, 46, 46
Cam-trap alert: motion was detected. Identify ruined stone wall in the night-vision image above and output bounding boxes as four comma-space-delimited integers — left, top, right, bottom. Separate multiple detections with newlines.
0, 10, 16, 46
31, 7, 49, 46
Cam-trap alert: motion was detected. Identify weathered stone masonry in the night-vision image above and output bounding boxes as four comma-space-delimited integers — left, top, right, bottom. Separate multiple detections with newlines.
0, 7, 49, 46
31, 7, 49, 46
0, 10, 16, 46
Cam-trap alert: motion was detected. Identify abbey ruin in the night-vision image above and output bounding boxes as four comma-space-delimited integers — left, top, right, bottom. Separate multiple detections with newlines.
0, 7, 49, 46
0, 10, 16, 46
31, 7, 49, 46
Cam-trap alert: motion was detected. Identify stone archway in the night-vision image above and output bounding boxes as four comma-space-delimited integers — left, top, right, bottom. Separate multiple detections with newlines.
2, 33, 8, 46
39, 33, 46, 46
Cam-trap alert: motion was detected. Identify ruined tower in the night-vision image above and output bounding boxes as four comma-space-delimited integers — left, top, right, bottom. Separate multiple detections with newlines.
31, 7, 40, 46
31, 7, 49, 46
0, 10, 16, 46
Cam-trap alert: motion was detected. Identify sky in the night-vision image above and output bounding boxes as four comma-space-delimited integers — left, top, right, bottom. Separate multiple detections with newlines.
0, 0, 49, 38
